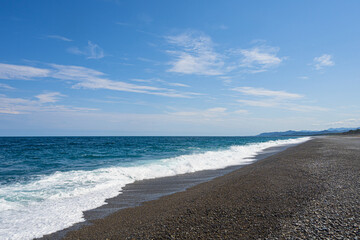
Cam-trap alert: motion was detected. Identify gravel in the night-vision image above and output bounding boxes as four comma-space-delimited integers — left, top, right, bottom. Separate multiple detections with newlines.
62, 136, 360, 240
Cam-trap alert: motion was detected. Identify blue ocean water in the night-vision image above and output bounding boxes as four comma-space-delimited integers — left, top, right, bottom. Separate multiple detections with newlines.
0, 136, 292, 185
0, 136, 310, 240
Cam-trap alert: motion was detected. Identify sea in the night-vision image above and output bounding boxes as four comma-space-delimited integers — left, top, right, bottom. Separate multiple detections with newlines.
0, 136, 310, 240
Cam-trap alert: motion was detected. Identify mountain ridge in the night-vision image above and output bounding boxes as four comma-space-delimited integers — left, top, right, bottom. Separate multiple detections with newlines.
257, 127, 359, 137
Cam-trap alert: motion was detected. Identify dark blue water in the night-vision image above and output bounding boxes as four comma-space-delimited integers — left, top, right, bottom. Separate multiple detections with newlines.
0, 136, 291, 185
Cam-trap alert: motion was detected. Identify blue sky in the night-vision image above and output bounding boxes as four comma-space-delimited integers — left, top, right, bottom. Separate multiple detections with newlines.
1, 0, 360, 136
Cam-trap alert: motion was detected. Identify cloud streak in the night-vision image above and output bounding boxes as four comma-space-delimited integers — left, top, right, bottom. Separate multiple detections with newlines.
50, 64, 199, 98
131, 78, 190, 88
237, 46, 283, 72
165, 31, 284, 76
0, 92, 96, 115
68, 41, 105, 59
0, 62, 200, 98
46, 35, 73, 42
313, 54, 334, 70
35, 92, 65, 103
166, 31, 224, 75
0, 63, 50, 80
322, 118, 360, 126
234, 86, 327, 112
232, 87, 303, 99
237, 99, 328, 112
0, 83, 14, 90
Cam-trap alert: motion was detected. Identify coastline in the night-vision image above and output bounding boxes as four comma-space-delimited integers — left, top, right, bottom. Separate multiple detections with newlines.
58, 135, 360, 239
38, 139, 304, 240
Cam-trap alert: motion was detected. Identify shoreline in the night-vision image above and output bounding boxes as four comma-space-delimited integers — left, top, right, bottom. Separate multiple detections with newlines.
38, 139, 305, 240
58, 135, 360, 239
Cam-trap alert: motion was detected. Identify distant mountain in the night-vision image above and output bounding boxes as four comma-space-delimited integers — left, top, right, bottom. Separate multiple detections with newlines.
342, 129, 360, 135
257, 127, 359, 137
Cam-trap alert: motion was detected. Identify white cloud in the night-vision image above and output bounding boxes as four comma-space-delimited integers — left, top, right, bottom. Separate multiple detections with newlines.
165, 31, 284, 75
131, 78, 153, 83
35, 92, 65, 103
323, 118, 360, 126
237, 99, 328, 112
238, 46, 283, 72
50, 64, 199, 98
132, 78, 190, 88
169, 107, 249, 122
0, 94, 49, 114
285, 104, 329, 112
166, 31, 224, 75
46, 35, 73, 42
0, 62, 198, 98
86, 41, 105, 59
50, 64, 105, 80
167, 82, 190, 88
68, 41, 104, 59
0, 83, 14, 89
0, 93, 95, 115
0, 63, 50, 80
313, 54, 334, 70
233, 87, 303, 99
235, 86, 327, 112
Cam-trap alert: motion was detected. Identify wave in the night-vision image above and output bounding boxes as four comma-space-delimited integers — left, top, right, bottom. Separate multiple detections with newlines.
0, 137, 310, 240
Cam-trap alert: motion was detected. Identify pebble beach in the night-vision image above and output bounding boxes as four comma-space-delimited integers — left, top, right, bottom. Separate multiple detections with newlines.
60, 136, 360, 239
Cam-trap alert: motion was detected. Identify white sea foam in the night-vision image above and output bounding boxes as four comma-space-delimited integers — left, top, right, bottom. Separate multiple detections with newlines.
0, 137, 310, 240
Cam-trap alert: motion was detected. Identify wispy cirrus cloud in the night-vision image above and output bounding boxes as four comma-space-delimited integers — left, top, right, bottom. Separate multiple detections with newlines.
35, 92, 65, 103
313, 54, 334, 70
68, 41, 105, 59
0, 63, 50, 80
167, 82, 190, 87
236, 45, 284, 73
46, 35, 73, 42
234, 86, 327, 112
169, 107, 248, 122
285, 104, 329, 112
165, 31, 284, 76
0, 83, 14, 90
131, 78, 190, 88
0, 95, 29, 114
237, 99, 328, 112
232, 87, 303, 99
320, 118, 360, 126
0, 92, 95, 114
166, 31, 224, 76
50, 64, 198, 98
0, 62, 200, 98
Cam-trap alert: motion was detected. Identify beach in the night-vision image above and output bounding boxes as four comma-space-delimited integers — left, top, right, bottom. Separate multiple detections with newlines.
1, 136, 307, 239
57, 136, 360, 239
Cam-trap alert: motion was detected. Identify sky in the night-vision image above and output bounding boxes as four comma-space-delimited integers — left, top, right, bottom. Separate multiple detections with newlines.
0, 0, 360, 136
